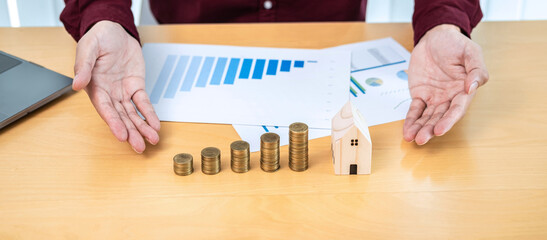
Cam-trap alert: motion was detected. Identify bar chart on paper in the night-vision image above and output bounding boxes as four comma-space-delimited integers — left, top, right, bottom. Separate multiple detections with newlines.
143, 43, 350, 128
149, 56, 309, 103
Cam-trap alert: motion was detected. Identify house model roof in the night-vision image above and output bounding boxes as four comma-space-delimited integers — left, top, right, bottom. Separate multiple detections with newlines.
331, 101, 371, 143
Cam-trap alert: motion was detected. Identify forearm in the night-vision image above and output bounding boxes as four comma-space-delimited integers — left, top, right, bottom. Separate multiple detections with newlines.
60, 0, 140, 42
412, 0, 483, 45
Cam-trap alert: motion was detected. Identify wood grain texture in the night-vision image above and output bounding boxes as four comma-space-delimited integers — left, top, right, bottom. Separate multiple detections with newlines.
0, 21, 546, 239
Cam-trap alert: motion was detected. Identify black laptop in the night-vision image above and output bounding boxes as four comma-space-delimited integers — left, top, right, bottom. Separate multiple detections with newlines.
0, 51, 73, 130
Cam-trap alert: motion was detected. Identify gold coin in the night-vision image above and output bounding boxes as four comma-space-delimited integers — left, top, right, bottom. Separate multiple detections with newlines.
289, 122, 308, 132
173, 153, 194, 176
289, 122, 309, 172
260, 132, 280, 172
231, 140, 250, 151
231, 140, 250, 173
201, 147, 221, 175
261, 132, 280, 143
201, 147, 220, 158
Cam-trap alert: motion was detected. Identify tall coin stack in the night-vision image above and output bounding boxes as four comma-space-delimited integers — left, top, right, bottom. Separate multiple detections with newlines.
289, 122, 309, 171
231, 140, 250, 173
173, 153, 194, 176
260, 133, 280, 172
201, 147, 221, 175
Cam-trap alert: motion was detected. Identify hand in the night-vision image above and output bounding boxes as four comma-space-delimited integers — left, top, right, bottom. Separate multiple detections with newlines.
403, 24, 489, 145
73, 20, 160, 153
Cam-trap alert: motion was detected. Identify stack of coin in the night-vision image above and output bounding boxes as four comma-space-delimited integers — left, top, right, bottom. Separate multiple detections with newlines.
173, 153, 194, 176
260, 133, 280, 172
201, 147, 221, 175
289, 122, 309, 171
231, 140, 250, 173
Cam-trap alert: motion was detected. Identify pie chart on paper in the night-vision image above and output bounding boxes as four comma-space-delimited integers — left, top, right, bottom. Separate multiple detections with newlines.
397, 70, 408, 80
365, 77, 383, 87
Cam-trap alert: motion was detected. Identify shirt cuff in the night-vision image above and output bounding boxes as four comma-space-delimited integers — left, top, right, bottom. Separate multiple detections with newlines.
79, 1, 140, 42
412, 2, 482, 45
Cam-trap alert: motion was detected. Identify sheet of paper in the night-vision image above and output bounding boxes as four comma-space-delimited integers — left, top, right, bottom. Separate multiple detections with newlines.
329, 38, 412, 126
232, 125, 331, 152
233, 38, 411, 151
143, 43, 350, 129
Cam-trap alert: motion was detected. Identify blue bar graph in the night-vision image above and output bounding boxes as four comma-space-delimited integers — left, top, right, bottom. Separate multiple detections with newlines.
150, 55, 314, 103
164, 55, 189, 98
252, 59, 266, 79
239, 59, 253, 79
266, 60, 278, 76
224, 58, 240, 85
210, 57, 228, 85
180, 56, 202, 92
196, 57, 215, 87
150, 55, 177, 104
280, 60, 291, 72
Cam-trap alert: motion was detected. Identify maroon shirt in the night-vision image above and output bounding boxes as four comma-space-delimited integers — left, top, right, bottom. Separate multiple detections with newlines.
60, 0, 482, 45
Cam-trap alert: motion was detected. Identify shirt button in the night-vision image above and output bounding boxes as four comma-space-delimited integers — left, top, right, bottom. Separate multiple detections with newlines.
263, 0, 273, 10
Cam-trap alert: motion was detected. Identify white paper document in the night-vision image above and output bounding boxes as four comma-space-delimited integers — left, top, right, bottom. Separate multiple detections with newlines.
330, 38, 412, 126
143, 43, 350, 128
233, 38, 412, 152
232, 125, 331, 152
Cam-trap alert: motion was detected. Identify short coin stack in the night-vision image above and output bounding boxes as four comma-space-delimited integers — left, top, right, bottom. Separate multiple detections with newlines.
260, 133, 280, 172
201, 147, 221, 175
289, 122, 309, 171
173, 153, 194, 176
231, 140, 250, 173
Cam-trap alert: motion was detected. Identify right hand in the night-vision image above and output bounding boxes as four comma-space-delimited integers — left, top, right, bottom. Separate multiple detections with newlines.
74, 20, 160, 153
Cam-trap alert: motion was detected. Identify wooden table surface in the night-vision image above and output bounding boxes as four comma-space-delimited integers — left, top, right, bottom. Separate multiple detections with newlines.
1, 21, 546, 239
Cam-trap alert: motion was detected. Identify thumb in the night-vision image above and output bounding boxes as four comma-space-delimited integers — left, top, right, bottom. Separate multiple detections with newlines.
464, 43, 489, 95
73, 37, 99, 91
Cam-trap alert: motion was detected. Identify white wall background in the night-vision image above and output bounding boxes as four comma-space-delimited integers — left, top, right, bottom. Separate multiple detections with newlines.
1, 0, 547, 27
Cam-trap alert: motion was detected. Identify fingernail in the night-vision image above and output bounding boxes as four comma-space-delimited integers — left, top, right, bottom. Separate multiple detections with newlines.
132, 146, 143, 154
437, 129, 447, 136
468, 81, 479, 94
147, 137, 157, 145
417, 138, 429, 145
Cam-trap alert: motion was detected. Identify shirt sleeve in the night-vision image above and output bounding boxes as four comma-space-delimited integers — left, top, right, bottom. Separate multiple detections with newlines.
412, 0, 483, 45
60, 0, 140, 42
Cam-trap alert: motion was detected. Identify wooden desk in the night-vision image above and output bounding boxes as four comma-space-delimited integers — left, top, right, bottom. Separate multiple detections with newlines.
1, 21, 546, 239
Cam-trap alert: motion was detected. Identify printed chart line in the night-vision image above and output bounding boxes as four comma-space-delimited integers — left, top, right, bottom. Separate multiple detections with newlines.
350, 60, 406, 73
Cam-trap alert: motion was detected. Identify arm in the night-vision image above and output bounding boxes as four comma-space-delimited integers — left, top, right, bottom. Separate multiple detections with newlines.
403, 0, 488, 145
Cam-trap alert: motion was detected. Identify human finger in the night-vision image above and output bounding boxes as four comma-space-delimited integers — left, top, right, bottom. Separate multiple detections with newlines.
403, 99, 431, 142
87, 89, 128, 142
122, 97, 160, 146
113, 101, 146, 153
415, 102, 450, 145
464, 43, 489, 94
433, 93, 474, 136
73, 36, 99, 91
403, 99, 426, 130
132, 89, 161, 132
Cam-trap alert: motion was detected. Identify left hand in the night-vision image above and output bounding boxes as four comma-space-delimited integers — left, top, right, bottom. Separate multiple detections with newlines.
403, 24, 489, 145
